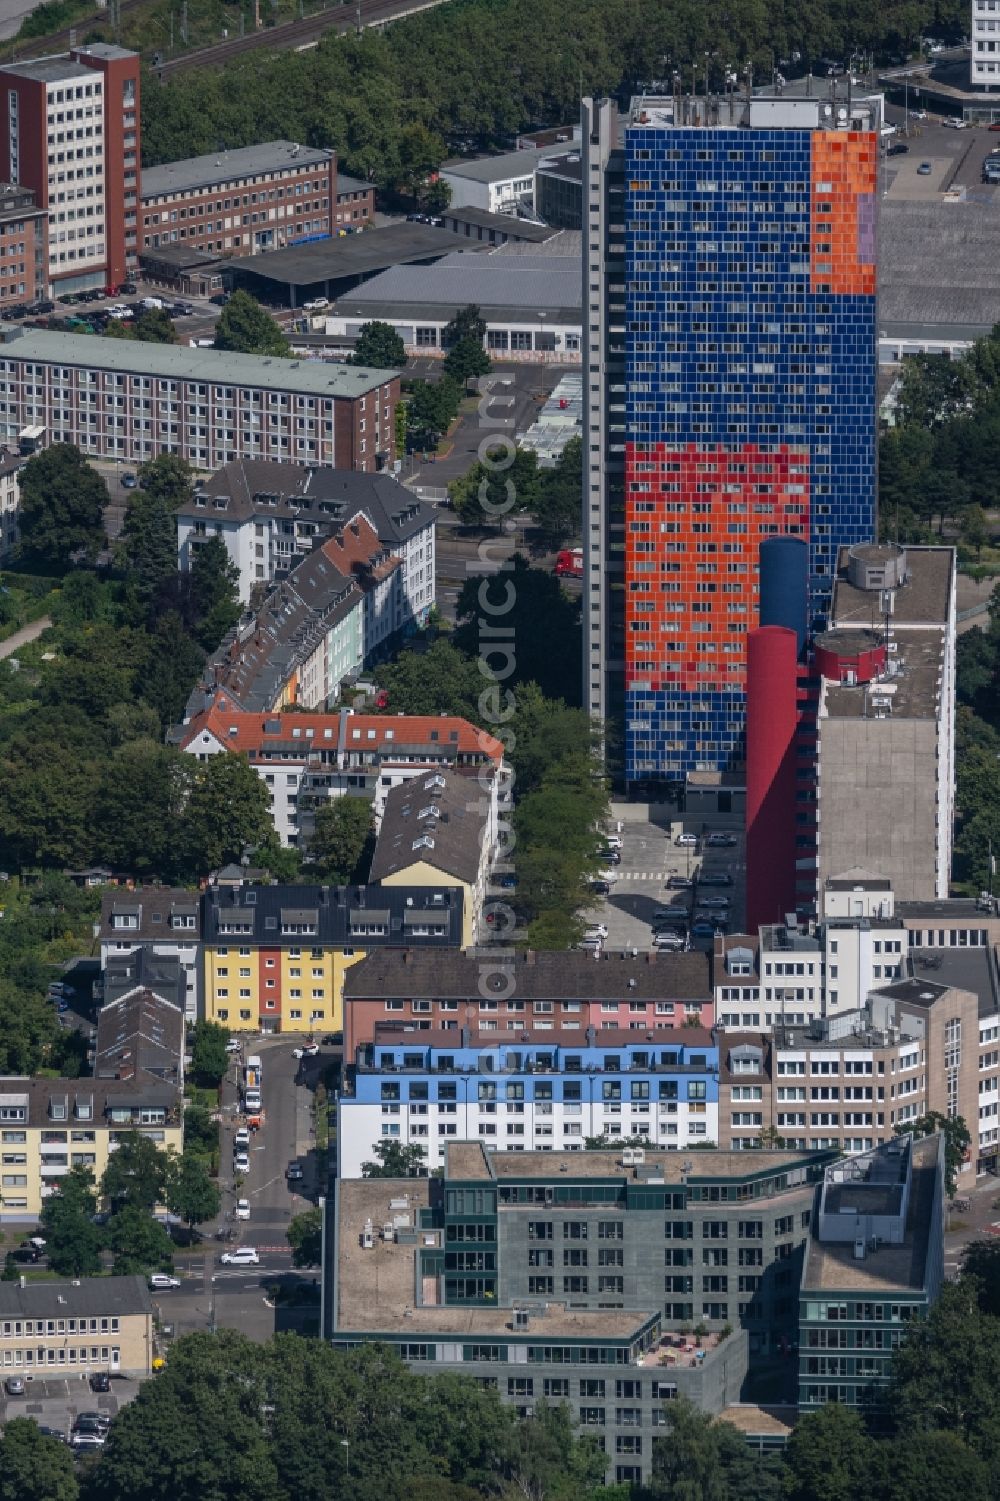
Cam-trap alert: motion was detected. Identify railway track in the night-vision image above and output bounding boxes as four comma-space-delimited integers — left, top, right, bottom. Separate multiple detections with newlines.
4, 0, 146, 61
157, 0, 449, 77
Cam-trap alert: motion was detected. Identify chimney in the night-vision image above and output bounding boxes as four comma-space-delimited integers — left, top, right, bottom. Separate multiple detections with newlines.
525, 950, 535, 966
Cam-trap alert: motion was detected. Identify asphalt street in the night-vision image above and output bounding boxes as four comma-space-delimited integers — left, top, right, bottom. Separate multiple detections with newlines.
155, 1039, 325, 1342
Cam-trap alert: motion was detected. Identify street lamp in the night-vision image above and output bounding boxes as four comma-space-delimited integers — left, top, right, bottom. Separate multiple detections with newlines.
340, 1438, 349, 1477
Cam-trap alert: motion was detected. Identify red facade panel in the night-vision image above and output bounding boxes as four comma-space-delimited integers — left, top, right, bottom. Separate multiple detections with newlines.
624, 441, 810, 695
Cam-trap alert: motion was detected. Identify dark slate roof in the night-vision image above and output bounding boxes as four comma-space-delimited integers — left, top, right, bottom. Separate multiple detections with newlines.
102, 951, 188, 1013
178, 459, 436, 547
370, 768, 488, 886
99, 889, 201, 944
95, 986, 185, 1088
202, 881, 465, 949
225, 223, 486, 289
345, 948, 711, 1001
0, 1274, 153, 1320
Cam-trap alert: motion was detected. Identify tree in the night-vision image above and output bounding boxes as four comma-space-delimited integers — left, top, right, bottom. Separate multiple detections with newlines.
132, 307, 177, 344
896, 1112, 970, 1197
449, 447, 540, 528
348, 321, 405, 369
118, 489, 180, 605
888, 1280, 1000, 1458
649, 1395, 727, 1501
214, 291, 290, 357
361, 1140, 427, 1177
533, 435, 582, 548
442, 334, 491, 384
454, 554, 581, 702
962, 1238, 1000, 1316
0, 1417, 79, 1501
94, 740, 190, 879
307, 796, 373, 882
443, 306, 486, 347
189, 535, 241, 651
182, 752, 272, 877
421, 177, 451, 213
286, 1207, 322, 1267
138, 453, 194, 509
873, 1429, 991, 1501
39, 1165, 104, 1278
165, 1151, 221, 1234
142, 609, 207, 732
108, 1204, 176, 1276
962, 502, 990, 557
783, 1403, 874, 1501
17, 444, 106, 568
378, 638, 481, 719
100, 1131, 169, 1214
190, 1020, 231, 1087
406, 376, 461, 451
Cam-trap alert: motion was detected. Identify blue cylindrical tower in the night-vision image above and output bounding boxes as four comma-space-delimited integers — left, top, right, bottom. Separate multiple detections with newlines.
759, 535, 808, 656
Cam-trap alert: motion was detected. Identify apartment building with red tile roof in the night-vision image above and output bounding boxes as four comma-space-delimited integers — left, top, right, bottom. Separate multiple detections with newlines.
176, 692, 504, 849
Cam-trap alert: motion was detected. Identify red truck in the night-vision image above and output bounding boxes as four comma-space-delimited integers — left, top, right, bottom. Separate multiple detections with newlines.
554, 548, 583, 578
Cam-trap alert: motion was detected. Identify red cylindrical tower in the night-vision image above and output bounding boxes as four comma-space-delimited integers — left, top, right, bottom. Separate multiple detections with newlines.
746, 625, 799, 933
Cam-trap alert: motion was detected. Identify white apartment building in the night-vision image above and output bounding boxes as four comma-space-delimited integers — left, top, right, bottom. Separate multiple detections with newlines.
97, 889, 201, 1023
972, 0, 1000, 86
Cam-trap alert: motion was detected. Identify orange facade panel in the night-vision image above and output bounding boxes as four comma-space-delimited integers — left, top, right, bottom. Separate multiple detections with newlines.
810, 131, 877, 296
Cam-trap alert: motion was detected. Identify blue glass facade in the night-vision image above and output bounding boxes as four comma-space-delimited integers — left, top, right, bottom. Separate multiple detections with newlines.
621, 119, 877, 780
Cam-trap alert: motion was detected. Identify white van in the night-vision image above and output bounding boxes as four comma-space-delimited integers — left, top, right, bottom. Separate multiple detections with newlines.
141, 295, 165, 310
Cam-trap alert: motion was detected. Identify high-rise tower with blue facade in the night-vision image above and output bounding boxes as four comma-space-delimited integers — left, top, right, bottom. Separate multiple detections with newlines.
582, 91, 879, 784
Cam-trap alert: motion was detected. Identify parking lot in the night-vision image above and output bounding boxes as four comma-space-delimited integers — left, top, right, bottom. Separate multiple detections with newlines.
882, 110, 1000, 197
0, 1373, 141, 1446
582, 804, 746, 956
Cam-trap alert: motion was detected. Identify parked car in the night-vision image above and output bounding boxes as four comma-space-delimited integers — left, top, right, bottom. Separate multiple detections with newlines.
89, 1371, 110, 1392
118, 281, 137, 294
599, 848, 621, 865
225, 1038, 242, 1053
698, 895, 731, 909
941, 116, 967, 128
705, 832, 737, 847
148, 1273, 180, 1290
303, 296, 329, 311
591, 880, 611, 896
209, 292, 230, 306
698, 871, 732, 887
234, 1127, 251, 1150
666, 875, 694, 890
653, 933, 686, 951
292, 1042, 319, 1059
886, 141, 909, 156
652, 907, 686, 923
121, 473, 137, 489
674, 832, 698, 847
5, 1376, 24, 1395
70, 1432, 105, 1450
171, 302, 194, 316
244, 1091, 262, 1113
235, 1199, 251, 1221
220, 1246, 259, 1265
603, 833, 623, 851
234, 1152, 251, 1174
36, 1424, 66, 1442
691, 921, 717, 938
584, 923, 609, 940
917, 160, 933, 174
286, 1160, 304, 1181
79, 1411, 110, 1436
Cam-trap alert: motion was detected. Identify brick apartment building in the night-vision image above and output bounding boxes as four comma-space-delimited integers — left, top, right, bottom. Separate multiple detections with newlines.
140, 141, 337, 258
0, 323, 397, 470
0, 44, 140, 291
0, 183, 47, 306
342, 950, 715, 1059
